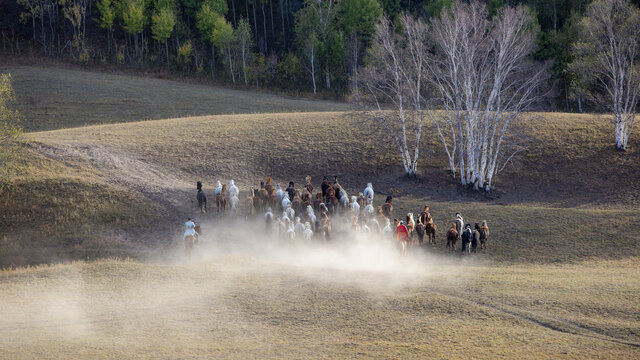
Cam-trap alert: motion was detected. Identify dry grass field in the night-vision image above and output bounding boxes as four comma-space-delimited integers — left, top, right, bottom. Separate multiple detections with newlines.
0, 65, 638, 358
1, 64, 348, 131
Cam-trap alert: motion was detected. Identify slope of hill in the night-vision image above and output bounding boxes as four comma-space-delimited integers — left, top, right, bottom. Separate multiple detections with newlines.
2, 64, 349, 132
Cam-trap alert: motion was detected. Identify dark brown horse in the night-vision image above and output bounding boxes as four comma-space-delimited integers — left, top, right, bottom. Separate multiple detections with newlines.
446, 222, 458, 250
415, 222, 425, 245
313, 193, 323, 212
381, 196, 393, 219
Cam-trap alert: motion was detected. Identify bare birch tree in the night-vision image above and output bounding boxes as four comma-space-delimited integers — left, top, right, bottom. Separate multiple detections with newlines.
356, 16, 428, 176
572, 0, 640, 151
426, 0, 547, 191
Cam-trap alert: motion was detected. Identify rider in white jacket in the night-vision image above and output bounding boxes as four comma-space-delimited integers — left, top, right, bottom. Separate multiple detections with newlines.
183, 218, 199, 240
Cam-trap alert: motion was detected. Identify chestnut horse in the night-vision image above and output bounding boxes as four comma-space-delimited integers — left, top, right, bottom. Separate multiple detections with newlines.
216, 185, 227, 213
477, 222, 489, 249
425, 221, 437, 244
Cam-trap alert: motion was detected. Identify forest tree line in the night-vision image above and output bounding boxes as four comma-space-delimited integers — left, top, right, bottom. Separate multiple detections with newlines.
0, 0, 639, 110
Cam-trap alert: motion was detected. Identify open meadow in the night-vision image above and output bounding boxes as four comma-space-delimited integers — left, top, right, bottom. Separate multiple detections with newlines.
0, 65, 638, 359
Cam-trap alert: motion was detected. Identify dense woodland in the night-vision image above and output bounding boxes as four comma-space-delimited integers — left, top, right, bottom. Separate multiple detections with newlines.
0, 0, 639, 109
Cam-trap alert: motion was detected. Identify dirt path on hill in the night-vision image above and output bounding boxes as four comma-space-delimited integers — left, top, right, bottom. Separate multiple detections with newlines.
30, 141, 197, 241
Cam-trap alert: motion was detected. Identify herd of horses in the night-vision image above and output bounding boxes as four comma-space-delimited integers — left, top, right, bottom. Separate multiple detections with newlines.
190, 176, 490, 255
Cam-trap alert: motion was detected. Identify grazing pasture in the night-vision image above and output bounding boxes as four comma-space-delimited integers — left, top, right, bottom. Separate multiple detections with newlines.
1, 65, 638, 358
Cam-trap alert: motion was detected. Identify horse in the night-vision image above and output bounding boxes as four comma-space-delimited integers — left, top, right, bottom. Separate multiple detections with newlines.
215, 181, 222, 196
446, 222, 458, 250
229, 179, 239, 199
256, 181, 268, 212
230, 194, 239, 215
268, 191, 278, 209
415, 221, 425, 245
321, 177, 331, 201
281, 192, 291, 211
357, 193, 366, 209
292, 191, 303, 214
275, 184, 284, 203
313, 193, 323, 212
477, 221, 489, 249
382, 196, 393, 219
304, 222, 313, 241
364, 183, 374, 204
350, 196, 360, 215
244, 188, 255, 217
216, 185, 227, 213
406, 213, 416, 242
197, 189, 207, 214
184, 234, 197, 257
418, 205, 431, 225
325, 186, 336, 201
339, 189, 349, 209
305, 176, 314, 195
265, 177, 275, 195
425, 221, 437, 244
471, 225, 480, 253
364, 199, 374, 219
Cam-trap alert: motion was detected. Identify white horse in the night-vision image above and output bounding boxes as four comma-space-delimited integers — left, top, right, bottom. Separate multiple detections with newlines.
339, 189, 349, 208
306, 205, 316, 225
304, 222, 313, 241
230, 194, 239, 214
294, 217, 305, 235
350, 196, 360, 215
368, 218, 381, 232
285, 204, 295, 222
281, 192, 291, 210
364, 183, 374, 204
215, 181, 222, 196
275, 184, 284, 203
364, 198, 374, 218
229, 179, 239, 199
382, 218, 392, 234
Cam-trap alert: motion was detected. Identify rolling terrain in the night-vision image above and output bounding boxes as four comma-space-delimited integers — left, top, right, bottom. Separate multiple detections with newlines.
0, 64, 638, 359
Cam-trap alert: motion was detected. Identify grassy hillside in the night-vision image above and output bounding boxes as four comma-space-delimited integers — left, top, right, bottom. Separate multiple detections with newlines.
0, 146, 162, 267
30, 111, 640, 206
2, 65, 348, 132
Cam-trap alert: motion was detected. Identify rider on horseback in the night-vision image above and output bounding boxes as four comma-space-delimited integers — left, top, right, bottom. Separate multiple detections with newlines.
184, 218, 199, 241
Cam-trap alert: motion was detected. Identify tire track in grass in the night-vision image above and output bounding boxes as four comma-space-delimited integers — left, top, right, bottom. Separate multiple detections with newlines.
429, 287, 640, 349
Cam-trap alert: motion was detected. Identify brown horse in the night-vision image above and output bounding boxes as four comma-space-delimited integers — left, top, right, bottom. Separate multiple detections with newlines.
357, 193, 366, 209
292, 192, 303, 213
446, 222, 458, 250
477, 222, 489, 249
257, 182, 269, 212
216, 185, 227, 213
265, 177, 275, 195
305, 175, 313, 195
245, 187, 255, 217
313, 193, 323, 212
425, 221, 437, 244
